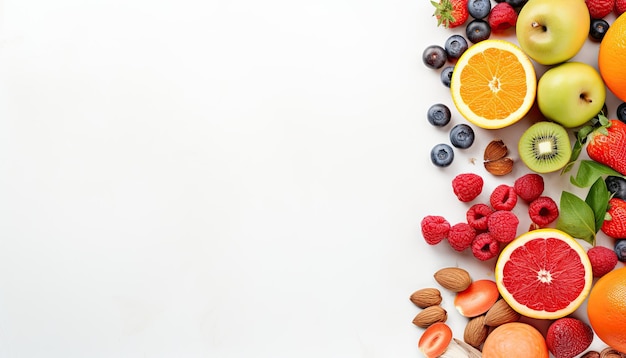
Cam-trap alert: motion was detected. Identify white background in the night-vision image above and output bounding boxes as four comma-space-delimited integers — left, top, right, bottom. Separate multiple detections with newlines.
0, 0, 620, 357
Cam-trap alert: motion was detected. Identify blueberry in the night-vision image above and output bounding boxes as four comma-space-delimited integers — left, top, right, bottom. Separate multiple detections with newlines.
466, 19, 491, 44
449, 123, 475, 149
606, 176, 626, 200
430, 143, 454, 167
427, 103, 452, 127
444, 35, 469, 60
617, 102, 626, 123
615, 239, 626, 262
440, 66, 454, 87
590, 18, 609, 42
467, 0, 491, 19
423, 45, 448, 69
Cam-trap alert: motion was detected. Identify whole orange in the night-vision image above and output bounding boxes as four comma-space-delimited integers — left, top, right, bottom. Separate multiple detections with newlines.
482, 322, 549, 358
587, 266, 626, 353
599, 13, 626, 102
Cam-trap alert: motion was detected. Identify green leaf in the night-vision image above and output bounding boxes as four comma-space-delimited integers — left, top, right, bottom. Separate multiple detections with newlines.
562, 124, 595, 175
577, 125, 595, 144
556, 191, 596, 245
599, 114, 610, 127
570, 160, 621, 188
585, 177, 610, 233
561, 139, 583, 175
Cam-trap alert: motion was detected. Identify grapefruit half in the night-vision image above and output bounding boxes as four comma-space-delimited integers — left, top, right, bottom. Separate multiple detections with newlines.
494, 228, 593, 320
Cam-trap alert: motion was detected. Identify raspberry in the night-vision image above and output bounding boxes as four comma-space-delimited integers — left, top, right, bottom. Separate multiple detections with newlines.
513, 173, 544, 203
452, 173, 483, 202
487, 210, 519, 243
587, 246, 619, 277
447, 222, 476, 251
586, 0, 615, 19
616, 0, 626, 15
471, 232, 499, 261
490, 184, 517, 211
528, 196, 559, 227
421, 215, 450, 245
466, 203, 494, 231
487, 2, 517, 32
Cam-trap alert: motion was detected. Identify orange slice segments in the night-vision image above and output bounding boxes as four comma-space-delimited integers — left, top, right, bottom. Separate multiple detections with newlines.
450, 39, 537, 129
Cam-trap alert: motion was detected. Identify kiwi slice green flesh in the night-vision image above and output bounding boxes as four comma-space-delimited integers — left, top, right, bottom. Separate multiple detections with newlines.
518, 121, 572, 173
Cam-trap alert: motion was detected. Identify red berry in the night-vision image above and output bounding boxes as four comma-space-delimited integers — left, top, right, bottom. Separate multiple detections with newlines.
587, 246, 618, 277
586, 0, 615, 18
448, 222, 476, 251
513, 173, 544, 203
452, 173, 483, 202
466, 203, 494, 231
471, 232, 499, 261
487, 210, 519, 243
546, 318, 594, 358
528, 196, 559, 227
490, 184, 517, 211
601, 198, 626, 238
421, 215, 451, 245
487, 2, 517, 32
432, 0, 469, 28
616, 0, 626, 15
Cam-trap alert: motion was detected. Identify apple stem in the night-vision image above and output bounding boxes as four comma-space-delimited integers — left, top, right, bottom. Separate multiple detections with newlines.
580, 93, 592, 103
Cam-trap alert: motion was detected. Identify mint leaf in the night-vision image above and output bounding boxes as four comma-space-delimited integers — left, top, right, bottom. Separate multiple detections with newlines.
570, 160, 621, 188
585, 177, 610, 233
556, 191, 596, 245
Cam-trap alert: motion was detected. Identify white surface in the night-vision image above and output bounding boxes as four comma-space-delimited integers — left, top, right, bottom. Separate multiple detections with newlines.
0, 1, 620, 357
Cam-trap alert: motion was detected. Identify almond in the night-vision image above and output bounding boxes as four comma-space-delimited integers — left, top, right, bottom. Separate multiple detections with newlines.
484, 298, 521, 326
410, 288, 442, 308
581, 351, 600, 358
434, 267, 472, 292
412, 305, 447, 328
484, 140, 508, 161
484, 157, 514, 176
600, 348, 626, 358
463, 314, 489, 348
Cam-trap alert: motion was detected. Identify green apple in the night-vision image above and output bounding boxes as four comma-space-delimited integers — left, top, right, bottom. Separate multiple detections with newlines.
516, 0, 589, 65
537, 62, 606, 128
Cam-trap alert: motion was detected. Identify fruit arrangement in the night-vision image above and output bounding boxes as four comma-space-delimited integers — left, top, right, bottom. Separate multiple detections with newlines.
414, 0, 626, 356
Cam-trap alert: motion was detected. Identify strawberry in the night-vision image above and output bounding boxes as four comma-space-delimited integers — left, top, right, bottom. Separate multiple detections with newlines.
616, 0, 626, 15
586, 0, 615, 18
601, 198, 626, 238
546, 317, 594, 358
586, 119, 626, 176
431, 0, 469, 28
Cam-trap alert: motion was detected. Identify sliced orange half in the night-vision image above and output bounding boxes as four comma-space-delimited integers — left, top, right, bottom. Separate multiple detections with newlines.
450, 39, 537, 129
494, 228, 593, 320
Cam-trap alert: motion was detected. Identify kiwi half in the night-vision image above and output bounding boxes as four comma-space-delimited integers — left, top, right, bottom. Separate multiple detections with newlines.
518, 121, 572, 173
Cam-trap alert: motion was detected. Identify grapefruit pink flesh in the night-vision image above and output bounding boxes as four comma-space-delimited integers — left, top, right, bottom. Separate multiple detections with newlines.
495, 229, 592, 320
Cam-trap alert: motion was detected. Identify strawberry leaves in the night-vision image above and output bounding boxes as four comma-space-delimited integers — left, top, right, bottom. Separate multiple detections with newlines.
562, 115, 609, 175
431, 0, 456, 28
431, 0, 468, 28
